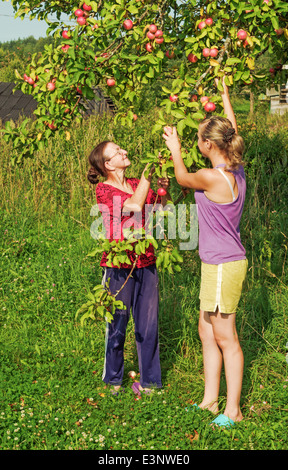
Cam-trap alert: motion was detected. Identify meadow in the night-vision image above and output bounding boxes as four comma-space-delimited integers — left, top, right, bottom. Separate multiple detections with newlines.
0, 97, 287, 451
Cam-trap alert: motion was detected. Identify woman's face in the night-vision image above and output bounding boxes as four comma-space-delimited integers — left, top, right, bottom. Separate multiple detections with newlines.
104, 142, 131, 171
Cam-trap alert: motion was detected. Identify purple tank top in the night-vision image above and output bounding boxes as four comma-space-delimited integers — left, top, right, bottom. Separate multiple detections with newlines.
194, 164, 246, 264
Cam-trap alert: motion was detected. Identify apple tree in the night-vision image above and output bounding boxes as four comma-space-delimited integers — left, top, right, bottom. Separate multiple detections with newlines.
2, 0, 288, 166
2, 0, 288, 322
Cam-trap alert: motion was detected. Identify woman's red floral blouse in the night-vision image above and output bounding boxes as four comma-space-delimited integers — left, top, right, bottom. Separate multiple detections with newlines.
95, 178, 157, 269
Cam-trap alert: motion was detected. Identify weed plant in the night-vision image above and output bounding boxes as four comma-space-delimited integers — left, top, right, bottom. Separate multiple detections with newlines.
0, 101, 287, 451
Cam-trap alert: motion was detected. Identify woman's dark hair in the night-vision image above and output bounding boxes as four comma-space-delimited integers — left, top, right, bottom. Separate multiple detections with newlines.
87, 141, 112, 184
199, 116, 245, 170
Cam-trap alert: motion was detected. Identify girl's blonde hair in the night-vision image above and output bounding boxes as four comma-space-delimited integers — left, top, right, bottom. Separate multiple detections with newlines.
199, 116, 245, 170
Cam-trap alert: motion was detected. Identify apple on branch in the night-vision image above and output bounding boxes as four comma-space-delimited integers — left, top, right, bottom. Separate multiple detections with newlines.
62, 30, 70, 39
209, 48, 218, 57
123, 19, 133, 30
166, 50, 175, 59
200, 96, 209, 105
82, 3, 92, 11
198, 21, 206, 30
149, 24, 157, 34
77, 16, 86, 26
157, 188, 167, 196
107, 78, 116, 87
169, 94, 178, 102
187, 53, 198, 63
47, 82, 56, 91
202, 48, 210, 57
74, 9, 83, 17
237, 29, 247, 40
205, 18, 213, 26
204, 101, 216, 112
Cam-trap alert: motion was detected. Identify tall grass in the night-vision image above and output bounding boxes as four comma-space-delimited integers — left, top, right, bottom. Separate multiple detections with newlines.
0, 104, 287, 450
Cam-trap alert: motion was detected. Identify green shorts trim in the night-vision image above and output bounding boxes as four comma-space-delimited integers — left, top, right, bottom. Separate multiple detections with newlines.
199, 259, 248, 314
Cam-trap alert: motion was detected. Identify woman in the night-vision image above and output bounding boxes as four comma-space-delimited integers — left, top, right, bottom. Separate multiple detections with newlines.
163, 79, 247, 428
87, 141, 169, 395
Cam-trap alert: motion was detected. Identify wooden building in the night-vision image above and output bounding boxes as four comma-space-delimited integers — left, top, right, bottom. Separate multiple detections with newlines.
0, 82, 116, 124
266, 65, 288, 115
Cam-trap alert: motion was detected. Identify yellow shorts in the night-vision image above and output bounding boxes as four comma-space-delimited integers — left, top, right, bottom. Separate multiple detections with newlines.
199, 259, 248, 314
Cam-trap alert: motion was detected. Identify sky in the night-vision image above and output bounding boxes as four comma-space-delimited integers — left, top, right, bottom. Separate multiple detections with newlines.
0, 0, 71, 43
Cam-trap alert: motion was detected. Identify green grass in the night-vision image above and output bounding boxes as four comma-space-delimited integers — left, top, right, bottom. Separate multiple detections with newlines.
0, 106, 288, 450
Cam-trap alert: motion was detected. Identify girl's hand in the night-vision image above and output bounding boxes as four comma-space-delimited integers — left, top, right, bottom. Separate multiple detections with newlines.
215, 76, 229, 96
162, 126, 181, 155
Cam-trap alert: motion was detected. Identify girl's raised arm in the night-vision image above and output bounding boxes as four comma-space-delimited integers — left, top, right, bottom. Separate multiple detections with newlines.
217, 78, 238, 133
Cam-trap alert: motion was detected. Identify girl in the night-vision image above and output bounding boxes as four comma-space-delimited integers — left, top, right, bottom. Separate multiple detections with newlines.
163, 79, 247, 428
87, 141, 169, 395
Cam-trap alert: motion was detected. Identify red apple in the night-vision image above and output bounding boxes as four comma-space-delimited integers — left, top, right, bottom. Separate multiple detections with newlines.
269, 67, 275, 74
205, 18, 213, 26
82, 3, 92, 10
62, 44, 70, 52
169, 94, 178, 102
62, 30, 70, 39
74, 9, 83, 17
157, 188, 167, 196
190, 94, 198, 102
146, 31, 155, 40
27, 77, 34, 85
209, 48, 218, 57
202, 48, 210, 57
198, 21, 206, 30
76, 86, 82, 94
275, 28, 283, 36
187, 53, 198, 63
133, 114, 138, 121
77, 16, 86, 26
145, 43, 153, 52
204, 101, 216, 112
155, 29, 163, 38
123, 19, 133, 30
200, 96, 209, 104
47, 82, 56, 91
166, 50, 175, 59
23, 73, 29, 82
48, 121, 57, 130
155, 37, 164, 44
149, 24, 157, 33
237, 29, 247, 40
107, 78, 116, 87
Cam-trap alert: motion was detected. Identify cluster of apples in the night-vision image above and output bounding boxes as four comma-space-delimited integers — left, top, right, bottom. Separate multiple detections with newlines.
198, 17, 214, 30
74, 3, 92, 26
23, 73, 39, 88
200, 96, 216, 112
145, 24, 164, 52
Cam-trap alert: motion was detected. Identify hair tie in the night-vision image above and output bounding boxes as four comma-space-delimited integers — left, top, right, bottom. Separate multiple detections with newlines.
223, 128, 235, 143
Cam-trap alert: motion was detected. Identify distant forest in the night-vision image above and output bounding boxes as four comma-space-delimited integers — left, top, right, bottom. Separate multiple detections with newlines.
0, 36, 53, 82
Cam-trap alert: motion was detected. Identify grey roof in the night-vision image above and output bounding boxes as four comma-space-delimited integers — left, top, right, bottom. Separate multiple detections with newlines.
0, 82, 116, 123
0, 82, 37, 123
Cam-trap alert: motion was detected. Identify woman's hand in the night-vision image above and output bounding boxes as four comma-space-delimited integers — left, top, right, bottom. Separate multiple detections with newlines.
162, 126, 181, 157
157, 177, 170, 190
